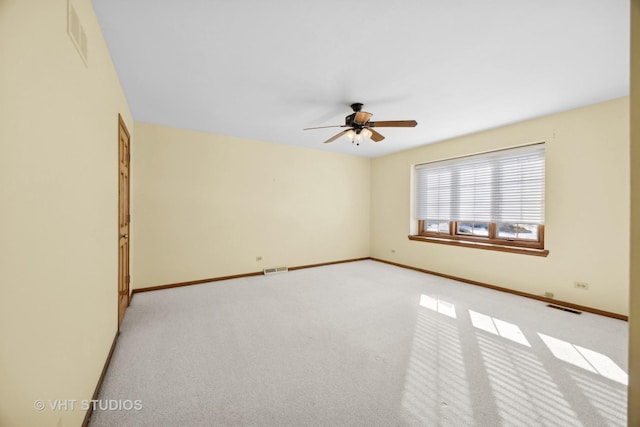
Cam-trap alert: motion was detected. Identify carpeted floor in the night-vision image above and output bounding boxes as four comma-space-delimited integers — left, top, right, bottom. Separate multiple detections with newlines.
90, 260, 628, 426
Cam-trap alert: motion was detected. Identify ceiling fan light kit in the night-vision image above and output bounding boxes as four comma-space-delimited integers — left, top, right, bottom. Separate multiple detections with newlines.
345, 128, 373, 146
304, 103, 417, 146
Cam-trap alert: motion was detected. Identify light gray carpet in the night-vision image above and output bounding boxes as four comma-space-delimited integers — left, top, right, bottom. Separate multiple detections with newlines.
90, 260, 628, 426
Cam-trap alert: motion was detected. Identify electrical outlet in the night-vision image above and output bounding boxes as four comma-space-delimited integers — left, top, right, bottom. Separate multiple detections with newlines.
256, 256, 262, 261
544, 292, 554, 298
574, 282, 589, 290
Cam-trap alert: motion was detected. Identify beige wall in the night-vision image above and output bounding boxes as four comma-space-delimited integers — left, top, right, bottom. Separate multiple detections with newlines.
131, 123, 370, 289
0, 0, 132, 426
371, 98, 629, 316
628, 0, 639, 424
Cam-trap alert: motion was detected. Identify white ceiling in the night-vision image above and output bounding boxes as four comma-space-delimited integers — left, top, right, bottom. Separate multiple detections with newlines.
92, 0, 629, 158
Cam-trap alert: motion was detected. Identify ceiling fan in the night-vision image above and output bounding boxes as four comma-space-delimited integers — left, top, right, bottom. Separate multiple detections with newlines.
304, 103, 417, 145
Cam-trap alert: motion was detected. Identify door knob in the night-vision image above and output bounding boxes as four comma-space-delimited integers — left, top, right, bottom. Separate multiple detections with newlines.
120, 234, 128, 239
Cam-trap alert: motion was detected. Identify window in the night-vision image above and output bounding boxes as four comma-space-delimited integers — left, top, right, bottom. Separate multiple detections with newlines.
412, 143, 546, 255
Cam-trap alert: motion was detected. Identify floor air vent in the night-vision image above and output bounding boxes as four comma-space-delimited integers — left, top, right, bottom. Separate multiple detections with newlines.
263, 267, 288, 275
547, 304, 582, 315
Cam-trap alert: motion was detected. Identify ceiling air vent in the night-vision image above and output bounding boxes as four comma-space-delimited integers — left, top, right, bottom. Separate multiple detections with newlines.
263, 267, 288, 275
67, 0, 88, 65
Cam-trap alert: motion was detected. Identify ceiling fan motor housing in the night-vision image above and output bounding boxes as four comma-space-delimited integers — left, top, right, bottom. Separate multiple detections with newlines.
345, 113, 361, 128
345, 103, 372, 127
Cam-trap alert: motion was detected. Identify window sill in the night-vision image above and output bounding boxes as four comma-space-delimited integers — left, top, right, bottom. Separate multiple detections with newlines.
408, 235, 549, 257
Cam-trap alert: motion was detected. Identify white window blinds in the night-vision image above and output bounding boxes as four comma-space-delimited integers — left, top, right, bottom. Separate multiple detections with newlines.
415, 144, 545, 224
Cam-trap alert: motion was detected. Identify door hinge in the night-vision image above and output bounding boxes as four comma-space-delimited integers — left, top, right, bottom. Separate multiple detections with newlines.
126, 275, 130, 284
128, 214, 131, 223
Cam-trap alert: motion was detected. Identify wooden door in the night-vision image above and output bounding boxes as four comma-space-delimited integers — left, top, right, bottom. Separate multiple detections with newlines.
118, 114, 131, 327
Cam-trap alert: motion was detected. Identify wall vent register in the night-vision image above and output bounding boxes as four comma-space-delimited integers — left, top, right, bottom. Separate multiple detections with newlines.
263, 267, 288, 275
67, 0, 88, 65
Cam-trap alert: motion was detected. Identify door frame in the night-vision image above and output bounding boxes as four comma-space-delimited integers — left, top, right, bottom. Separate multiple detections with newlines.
117, 114, 131, 328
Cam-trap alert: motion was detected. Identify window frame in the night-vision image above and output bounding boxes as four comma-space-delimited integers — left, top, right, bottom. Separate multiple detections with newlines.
417, 220, 545, 250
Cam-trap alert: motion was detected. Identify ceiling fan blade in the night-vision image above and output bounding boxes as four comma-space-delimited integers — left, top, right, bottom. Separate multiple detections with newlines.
304, 125, 347, 130
323, 129, 351, 144
353, 111, 373, 124
369, 129, 385, 142
370, 120, 418, 128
